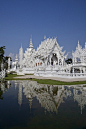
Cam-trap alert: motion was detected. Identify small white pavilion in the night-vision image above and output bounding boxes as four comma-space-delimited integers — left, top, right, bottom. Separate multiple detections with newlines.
72, 41, 86, 74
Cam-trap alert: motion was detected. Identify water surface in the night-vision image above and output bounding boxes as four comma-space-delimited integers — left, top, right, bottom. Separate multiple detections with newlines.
0, 80, 86, 129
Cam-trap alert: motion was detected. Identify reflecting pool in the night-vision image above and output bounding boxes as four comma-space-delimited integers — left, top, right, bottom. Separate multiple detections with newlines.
0, 80, 86, 129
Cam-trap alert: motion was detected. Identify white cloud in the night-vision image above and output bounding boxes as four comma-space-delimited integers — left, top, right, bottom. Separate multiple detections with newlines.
9, 53, 19, 62
9, 53, 15, 62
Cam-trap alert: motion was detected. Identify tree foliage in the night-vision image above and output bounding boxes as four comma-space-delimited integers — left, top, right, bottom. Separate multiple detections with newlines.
0, 46, 12, 70
0, 46, 6, 62
65, 58, 72, 64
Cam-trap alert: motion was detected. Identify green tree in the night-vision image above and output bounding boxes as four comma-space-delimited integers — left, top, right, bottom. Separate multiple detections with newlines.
0, 46, 6, 62
65, 58, 72, 64
0, 46, 12, 71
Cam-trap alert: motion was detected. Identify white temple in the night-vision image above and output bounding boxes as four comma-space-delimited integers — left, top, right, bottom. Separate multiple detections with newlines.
72, 41, 86, 74
11, 36, 86, 78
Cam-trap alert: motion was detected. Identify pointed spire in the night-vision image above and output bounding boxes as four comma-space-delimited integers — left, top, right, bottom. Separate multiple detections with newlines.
21, 43, 22, 49
78, 40, 79, 47
20, 43, 23, 51
19, 44, 23, 65
77, 40, 81, 49
85, 42, 86, 49
15, 54, 18, 62
29, 35, 33, 48
16, 54, 18, 59
44, 35, 46, 39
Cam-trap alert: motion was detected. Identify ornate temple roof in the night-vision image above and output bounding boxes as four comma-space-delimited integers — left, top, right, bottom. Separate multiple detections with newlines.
35, 37, 66, 59
72, 41, 86, 58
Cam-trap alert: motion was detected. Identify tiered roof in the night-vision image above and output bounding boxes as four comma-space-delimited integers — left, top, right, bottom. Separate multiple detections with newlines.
35, 37, 66, 59
72, 41, 86, 59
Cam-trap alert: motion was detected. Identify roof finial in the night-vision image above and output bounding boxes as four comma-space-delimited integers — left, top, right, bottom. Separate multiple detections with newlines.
30, 35, 32, 40
44, 35, 46, 39
21, 43, 22, 48
78, 40, 79, 44
16, 54, 18, 59
85, 42, 86, 49
78, 40, 79, 47
29, 35, 33, 48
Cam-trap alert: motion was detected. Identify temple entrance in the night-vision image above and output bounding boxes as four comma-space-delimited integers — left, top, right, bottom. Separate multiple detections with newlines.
51, 53, 58, 65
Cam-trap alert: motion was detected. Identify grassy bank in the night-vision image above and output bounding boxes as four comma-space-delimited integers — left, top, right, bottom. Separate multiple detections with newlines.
4, 74, 86, 85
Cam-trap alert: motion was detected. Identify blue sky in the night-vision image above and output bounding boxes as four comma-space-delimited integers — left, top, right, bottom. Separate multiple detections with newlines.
0, 0, 86, 59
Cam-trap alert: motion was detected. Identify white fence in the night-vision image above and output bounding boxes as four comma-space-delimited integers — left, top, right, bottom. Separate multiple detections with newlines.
35, 70, 86, 78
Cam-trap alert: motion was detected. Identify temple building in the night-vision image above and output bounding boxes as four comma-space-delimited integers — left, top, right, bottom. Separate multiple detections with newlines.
72, 41, 86, 73
12, 36, 67, 75
35, 37, 67, 67
11, 36, 86, 78
23, 37, 36, 68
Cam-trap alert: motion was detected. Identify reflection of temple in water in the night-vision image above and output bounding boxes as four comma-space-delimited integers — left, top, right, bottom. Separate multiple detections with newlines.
18, 82, 22, 106
0, 81, 11, 100
14, 80, 66, 113
0, 81, 86, 114
73, 85, 86, 114
14, 80, 86, 114
0, 81, 11, 93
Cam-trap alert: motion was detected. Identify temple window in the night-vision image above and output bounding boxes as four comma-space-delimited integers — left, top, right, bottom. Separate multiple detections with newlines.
40, 62, 42, 65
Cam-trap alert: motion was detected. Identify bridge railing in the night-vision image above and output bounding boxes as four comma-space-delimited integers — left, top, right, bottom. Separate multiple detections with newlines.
35, 70, 86, 78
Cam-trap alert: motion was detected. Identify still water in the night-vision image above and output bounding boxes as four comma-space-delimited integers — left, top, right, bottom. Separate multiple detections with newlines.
0, 80, 86, 129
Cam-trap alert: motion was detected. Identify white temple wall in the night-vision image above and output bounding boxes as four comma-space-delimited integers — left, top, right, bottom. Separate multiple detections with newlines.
35, 57, 43, 67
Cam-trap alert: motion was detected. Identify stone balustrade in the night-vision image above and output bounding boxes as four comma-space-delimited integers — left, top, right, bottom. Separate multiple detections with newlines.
35, 70, 86, 78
